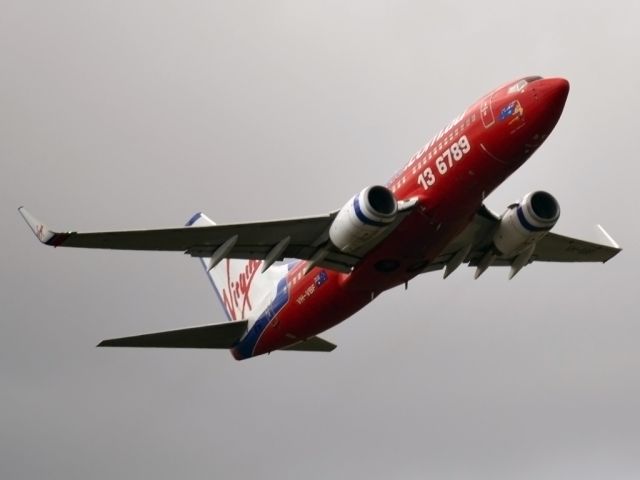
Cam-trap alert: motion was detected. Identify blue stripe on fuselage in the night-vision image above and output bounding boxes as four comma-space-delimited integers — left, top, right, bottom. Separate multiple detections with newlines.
232, 276, 290, 359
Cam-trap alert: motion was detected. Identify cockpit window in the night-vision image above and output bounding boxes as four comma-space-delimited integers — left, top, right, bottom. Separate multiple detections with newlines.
508, 76, 542, 94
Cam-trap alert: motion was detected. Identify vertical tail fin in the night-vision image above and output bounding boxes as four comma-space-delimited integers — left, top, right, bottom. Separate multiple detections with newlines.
185, 212, 287, 322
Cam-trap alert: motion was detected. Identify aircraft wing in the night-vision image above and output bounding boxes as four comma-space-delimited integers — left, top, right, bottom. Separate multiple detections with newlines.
18, 201, 417, 273
423, 205, 621, 278
521, 229, 621, 263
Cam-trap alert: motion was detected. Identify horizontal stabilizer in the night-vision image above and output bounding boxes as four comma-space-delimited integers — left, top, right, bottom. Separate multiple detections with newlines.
282, 336, 337, 352
98, 320, 248, 349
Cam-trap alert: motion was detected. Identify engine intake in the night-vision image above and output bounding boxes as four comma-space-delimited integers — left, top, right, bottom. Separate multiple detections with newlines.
493, 190, 560, 255
330, 185, 398, 253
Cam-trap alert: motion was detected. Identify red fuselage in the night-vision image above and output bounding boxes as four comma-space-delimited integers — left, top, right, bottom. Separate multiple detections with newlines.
233, 76, 570, 359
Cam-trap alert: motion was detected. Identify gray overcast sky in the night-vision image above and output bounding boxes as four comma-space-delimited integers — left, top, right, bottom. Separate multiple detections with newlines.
2, 1, 639, 478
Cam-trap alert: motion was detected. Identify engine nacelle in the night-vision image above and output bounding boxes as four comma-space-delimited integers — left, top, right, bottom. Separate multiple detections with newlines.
329, 185, 398, 254
493, 191, 560, 256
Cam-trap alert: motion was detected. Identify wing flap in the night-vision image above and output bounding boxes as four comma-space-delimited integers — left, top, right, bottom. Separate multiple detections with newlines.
98, 320, 248, 349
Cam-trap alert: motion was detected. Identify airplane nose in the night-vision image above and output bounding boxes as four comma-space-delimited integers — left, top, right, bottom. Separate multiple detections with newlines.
481, 77, 570, 168
535, 77, 570, 109
524, 76, 570, 143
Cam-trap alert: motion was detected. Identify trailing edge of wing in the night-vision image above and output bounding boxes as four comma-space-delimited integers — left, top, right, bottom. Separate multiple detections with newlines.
98, 320, 248, 349
281, 336, 337, 352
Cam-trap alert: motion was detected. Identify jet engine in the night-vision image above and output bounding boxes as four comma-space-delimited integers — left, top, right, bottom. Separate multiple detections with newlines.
329, 185, 398, 254
493, 190, 560, 256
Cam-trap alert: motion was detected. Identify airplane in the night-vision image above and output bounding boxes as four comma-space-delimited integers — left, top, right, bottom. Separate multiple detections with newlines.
19, 75, 621, 360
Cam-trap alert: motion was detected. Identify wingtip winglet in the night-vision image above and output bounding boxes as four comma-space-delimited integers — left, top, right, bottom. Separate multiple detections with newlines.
18, 207, 72, 247
596, 224, 621, 250
596, 224, 622, 263
18, 206, 53, 244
